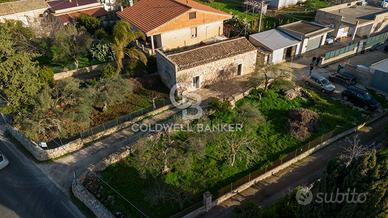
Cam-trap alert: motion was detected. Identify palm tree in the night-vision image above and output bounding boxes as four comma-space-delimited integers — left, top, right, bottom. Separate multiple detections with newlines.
111, 21, 146, 74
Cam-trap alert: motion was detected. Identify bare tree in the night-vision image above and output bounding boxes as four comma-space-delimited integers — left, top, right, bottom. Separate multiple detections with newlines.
249, 64, 292, 91
218, 132, 255, 167
339, 135, 370, 167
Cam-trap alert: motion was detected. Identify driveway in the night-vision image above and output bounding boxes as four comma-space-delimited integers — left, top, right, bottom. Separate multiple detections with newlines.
201, 115, 388, 218
0, 134, 85, 218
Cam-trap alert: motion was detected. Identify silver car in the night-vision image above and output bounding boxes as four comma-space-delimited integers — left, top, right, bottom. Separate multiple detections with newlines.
305, 74, 336, 93
0, 153, 9, 170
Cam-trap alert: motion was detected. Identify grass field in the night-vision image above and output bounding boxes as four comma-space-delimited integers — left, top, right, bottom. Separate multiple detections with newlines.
94, 85, 368, 217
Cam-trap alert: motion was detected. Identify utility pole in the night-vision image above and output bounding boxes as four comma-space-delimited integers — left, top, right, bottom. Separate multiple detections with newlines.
258, 0, 264, 32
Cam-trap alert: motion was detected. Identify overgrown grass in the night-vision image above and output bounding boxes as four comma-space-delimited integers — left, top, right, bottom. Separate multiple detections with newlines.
368, 89, 388, 109
97, 87, 367, 218
36, 55, 105, 73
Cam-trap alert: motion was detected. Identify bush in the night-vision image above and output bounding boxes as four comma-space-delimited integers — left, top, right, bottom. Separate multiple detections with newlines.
100, 64, 116, 79
90, 42, 114, 62
270, 79, 296, 93
76, 14, 101, 33
287, 108, 320, 140
38, 67, 54, 86
95, 28, 109, 40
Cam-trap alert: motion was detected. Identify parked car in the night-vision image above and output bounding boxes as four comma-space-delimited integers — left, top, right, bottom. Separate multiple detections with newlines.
342, 86, 380, 111
0, 153, 9, 170
370, 42, 384, 51
305, 74, 336, 93
329, 71, 357, 86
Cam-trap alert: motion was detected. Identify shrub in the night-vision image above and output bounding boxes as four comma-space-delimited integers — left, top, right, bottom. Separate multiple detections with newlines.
270, 79, 296, 93
38, 67, 54, 86
90, 42, 114, 62
76, 14, 101, 33
287, 108, 320, 140
100, 64, 116, 79
95, 28, 108, 40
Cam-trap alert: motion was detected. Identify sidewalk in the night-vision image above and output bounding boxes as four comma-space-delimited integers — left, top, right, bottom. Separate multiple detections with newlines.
202, 115, 388, 218
37, 106, 182, 193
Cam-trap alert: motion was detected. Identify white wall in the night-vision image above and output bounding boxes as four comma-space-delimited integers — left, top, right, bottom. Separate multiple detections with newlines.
0, 8, 45, 26
270, 48, 285, 64
160, 21, 223, 50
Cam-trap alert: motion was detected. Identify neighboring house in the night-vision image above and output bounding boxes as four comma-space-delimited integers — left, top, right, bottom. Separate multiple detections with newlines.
278, 21, 332, 54
370, 58, 388, 93
117, 0, 232, 53
249, 29, 301, 64
315, 0, 388, 40
48, 0, 107, 25
249, 21, 331, 64
0, 0, 48, 25
156, 37, 257, 92
269, 0, 306, 9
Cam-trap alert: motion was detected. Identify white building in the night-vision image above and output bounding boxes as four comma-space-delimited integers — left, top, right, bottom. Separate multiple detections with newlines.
0, 0, 48, 26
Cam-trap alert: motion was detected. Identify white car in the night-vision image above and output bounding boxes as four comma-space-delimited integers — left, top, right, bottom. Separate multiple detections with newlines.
0, 153, 9, 170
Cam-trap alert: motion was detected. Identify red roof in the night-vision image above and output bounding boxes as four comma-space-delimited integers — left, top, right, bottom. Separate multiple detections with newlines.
117, 0, 231, 34
57, 7, 107, 24
48, 0, 99, 11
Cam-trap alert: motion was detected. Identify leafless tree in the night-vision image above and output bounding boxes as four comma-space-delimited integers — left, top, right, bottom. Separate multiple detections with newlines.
249, 64, 292, 91
339, 135, 370, 167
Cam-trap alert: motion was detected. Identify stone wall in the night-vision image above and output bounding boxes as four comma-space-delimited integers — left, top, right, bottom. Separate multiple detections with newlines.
53, 63, 107, 80
176, 50, 257, 91
72, 139, 137, 218
6, 104, 173, 161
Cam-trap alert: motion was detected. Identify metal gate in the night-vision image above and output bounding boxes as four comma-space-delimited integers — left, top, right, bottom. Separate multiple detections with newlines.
306, 36, 322, 52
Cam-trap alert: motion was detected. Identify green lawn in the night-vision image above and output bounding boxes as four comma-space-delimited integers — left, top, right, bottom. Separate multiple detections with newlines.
94, 86, 367, 218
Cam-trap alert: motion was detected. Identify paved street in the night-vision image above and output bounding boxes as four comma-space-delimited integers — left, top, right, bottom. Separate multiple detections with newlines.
202, 114, 388, 218
0, 134, 85, 218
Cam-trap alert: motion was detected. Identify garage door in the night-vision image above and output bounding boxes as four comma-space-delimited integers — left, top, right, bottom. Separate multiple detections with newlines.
306, 36, 322, 52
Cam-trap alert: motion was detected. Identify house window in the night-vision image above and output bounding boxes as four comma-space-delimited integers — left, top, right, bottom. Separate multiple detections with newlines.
237, 64, 242, 76
189, 12, 196, 19
193, 76, 200, 88
191, 27, 197, 38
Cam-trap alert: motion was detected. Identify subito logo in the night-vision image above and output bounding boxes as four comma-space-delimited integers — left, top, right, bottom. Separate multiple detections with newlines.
296, 188, 313, 205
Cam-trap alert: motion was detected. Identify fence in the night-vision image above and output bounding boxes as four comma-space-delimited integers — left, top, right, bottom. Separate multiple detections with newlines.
47, 98, 171, 149
214, 130, 336, 198
322, 31, 388, 64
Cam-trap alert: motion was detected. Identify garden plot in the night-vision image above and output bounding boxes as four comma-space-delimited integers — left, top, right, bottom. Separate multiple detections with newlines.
85, 81, 368, 218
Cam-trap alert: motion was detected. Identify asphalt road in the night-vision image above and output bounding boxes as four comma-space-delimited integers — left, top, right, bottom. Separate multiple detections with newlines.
0, 137, 85, 218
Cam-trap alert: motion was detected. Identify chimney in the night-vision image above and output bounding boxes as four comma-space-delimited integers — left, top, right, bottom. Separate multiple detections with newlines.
129, 0, 134, 7
120, 6, 124, 11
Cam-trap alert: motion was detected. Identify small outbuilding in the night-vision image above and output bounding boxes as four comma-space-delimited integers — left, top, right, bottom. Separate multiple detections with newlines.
249, 29, 301, 64
156, 37, 257, 92
370, 58, 388, 93
278, 21, 332, 54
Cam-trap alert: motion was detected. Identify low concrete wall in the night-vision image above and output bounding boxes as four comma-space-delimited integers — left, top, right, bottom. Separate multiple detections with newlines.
6, 104, 173, 161
72, 141, 136, 218
320, 48, 357, 66
182, 111, 387, 218
53, 64, 107, 80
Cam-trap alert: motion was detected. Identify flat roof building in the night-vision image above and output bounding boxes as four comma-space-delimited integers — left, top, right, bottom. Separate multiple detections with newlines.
315, 1, 388, 39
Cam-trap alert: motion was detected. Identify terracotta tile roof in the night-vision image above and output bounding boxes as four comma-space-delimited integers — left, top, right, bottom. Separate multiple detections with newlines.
117, 0, 230, 34
56, 7, 107, 24
166, 37, 257, 70
0, 0, 47, 16
48, 0, 99, 11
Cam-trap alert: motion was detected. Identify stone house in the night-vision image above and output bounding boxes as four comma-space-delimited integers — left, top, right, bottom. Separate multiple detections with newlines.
315, 0, 388, 40
156, 37, 257, 92
0, 0, 48, 25
117, 0, 232, 53
269, 0, 306, 9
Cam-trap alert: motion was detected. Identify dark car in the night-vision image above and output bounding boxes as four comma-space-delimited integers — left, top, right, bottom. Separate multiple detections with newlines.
342, 86, 380, 111
329, 72, 357, 86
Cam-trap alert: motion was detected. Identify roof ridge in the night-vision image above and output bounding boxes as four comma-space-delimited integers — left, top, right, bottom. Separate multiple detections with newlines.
168, 37, 248, 57
170, 0, 192, 9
